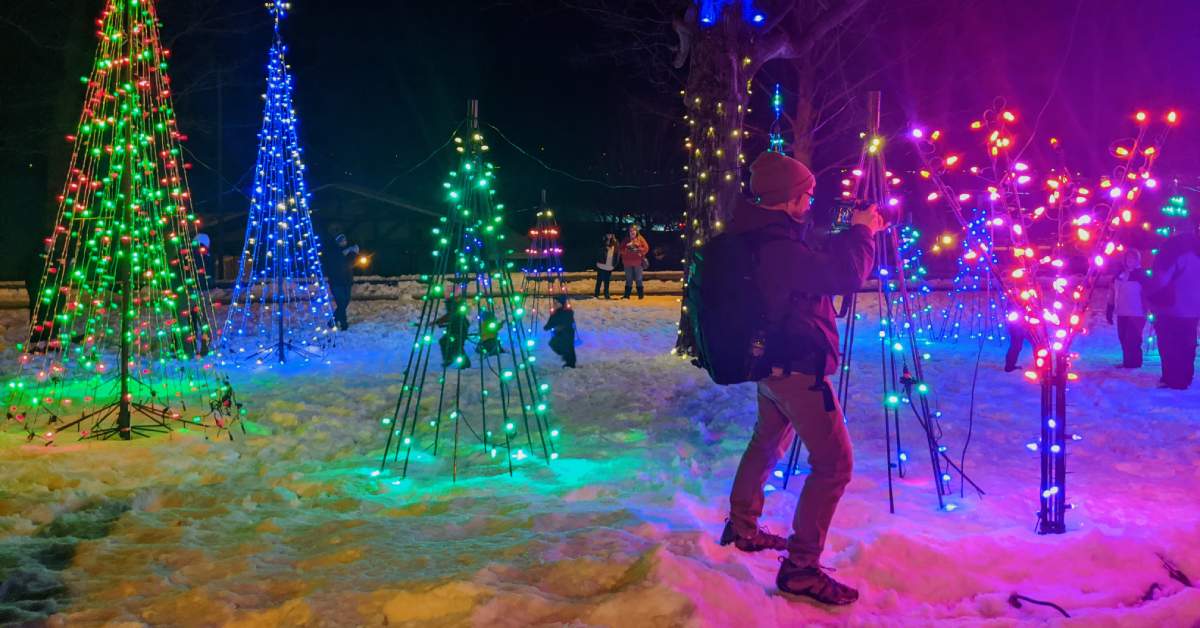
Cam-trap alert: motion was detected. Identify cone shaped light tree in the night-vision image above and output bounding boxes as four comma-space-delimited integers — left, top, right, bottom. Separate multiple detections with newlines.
378, 102, 559, 480
7, 0, 240, 442
936, 209, 1008, 343
520, 196, 565, 335
221, 1, 334, 365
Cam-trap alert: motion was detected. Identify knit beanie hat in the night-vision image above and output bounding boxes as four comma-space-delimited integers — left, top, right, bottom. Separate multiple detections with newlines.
749, 151, 815, 206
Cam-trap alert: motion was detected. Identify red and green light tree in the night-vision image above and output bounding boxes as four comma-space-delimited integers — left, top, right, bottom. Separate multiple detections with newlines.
6, 0, 240, 442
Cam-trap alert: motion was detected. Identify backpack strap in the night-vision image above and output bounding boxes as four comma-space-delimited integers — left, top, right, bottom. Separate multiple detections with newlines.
807, 352, 836, 412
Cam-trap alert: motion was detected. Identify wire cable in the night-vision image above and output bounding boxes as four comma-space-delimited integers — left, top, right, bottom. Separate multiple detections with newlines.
381, 118, 469, 193
960, 332, 986, 497
484, 122, 674, 190
1008, 593, 1070, 618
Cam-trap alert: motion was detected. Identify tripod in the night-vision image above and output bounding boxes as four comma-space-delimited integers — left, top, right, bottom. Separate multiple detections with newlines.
782, 92, 983, 512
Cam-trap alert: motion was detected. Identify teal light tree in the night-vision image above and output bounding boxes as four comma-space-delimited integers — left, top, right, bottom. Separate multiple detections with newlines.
6, 0, 241, 442
378, 102, 559, 480
898, 224, 936, 335
221, 1, 334, 365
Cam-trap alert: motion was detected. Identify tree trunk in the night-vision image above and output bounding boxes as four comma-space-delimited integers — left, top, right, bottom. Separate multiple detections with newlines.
674, 19, 750, 356
789, 62, 817, 167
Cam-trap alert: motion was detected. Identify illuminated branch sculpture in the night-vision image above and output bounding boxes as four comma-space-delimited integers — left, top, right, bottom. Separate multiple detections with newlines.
911, 103, 1177, 533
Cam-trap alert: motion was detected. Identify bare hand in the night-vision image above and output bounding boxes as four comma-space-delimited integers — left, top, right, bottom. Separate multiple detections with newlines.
851, 203, 885, 235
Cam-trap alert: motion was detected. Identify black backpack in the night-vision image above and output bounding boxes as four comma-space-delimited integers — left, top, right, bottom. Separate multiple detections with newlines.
687, 229, 789, 385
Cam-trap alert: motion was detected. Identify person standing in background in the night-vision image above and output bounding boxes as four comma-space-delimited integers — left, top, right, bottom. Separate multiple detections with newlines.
194, 232, 214, 290
1144, 215, 1200, 389
1106, 249, 1148, 369
620, 224, 649, 300
594, 233, 618, 299
324, 233, 359, 331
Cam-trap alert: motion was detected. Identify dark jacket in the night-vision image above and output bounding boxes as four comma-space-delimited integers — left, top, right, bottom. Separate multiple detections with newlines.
727, 197, 875, 376
543, 306, 575, 354
324, 241, 359, 286
1145, 230, 1200, 318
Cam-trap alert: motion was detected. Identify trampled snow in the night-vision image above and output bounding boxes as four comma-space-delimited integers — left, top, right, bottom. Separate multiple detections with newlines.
1, 291, 1198, 626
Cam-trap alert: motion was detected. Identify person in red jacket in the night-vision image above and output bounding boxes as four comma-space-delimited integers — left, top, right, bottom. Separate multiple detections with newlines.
619, 224, 649, 300
720, 151, 882, 606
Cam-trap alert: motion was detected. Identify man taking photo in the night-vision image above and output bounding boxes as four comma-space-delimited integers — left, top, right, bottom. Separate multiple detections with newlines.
718, 151, 882, 605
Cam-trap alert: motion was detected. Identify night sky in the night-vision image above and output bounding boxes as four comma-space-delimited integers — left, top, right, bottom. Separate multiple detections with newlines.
1, 0, 1197, 275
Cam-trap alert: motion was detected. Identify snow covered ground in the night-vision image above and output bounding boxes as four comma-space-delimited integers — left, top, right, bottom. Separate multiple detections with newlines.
1, 291, 1198, 626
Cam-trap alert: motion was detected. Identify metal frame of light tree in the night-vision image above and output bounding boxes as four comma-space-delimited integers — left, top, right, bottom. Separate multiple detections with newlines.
520, 192, 565, 336
784, 93, 982, 513
7, 0, 241, 442
936, 208, 1009, 343
221, 1, 334, 366
912, 104, 1176, 533
839, 169, 938, 339
378, 101, 559, 480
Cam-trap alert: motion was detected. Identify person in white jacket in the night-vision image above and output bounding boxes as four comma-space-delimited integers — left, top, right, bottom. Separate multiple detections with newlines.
1106, 250, 1148, 368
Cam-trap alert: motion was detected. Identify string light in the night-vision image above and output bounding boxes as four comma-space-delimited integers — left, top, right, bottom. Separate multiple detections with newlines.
9, 0, 239, 441
377, 103, 559, 480
521, 207, 566, 335
936, 210, 1008, 343
911, 104, 1176, 533
221, 1, 334, 365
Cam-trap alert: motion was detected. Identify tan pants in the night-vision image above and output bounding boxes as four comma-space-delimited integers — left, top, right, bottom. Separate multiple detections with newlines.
728, 373, 853, 566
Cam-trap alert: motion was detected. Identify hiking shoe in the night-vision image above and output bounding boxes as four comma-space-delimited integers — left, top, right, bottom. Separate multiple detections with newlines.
719, 519, 787, 552
776, 559, 859, 606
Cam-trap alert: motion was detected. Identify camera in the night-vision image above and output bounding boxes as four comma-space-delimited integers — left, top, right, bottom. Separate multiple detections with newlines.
829, 199, 898, 233
830, 199, 866, 234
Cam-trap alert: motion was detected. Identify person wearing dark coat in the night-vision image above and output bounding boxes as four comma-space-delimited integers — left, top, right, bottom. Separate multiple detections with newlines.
543, 294, 576, 368
324, 233, 359, 330
194, 232, 215, 290
477, 309, 505, 357
1143, 218, 1200, 389
1004, 320, 1028, 373
435, 297, 471, 369
22, 244, 44, 323
722, 151, 881, 606
594, 234, 618, 299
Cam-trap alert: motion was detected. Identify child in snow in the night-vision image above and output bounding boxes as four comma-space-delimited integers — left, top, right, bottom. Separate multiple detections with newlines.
477, 309, 506, 357
435, 296, 471, 369
1106, 249, 1148, 368
543, 294, 576, 368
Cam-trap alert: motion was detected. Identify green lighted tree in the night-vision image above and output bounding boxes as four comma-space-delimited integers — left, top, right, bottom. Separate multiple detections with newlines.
378, 102, 559, 480
6, 0, 241, 442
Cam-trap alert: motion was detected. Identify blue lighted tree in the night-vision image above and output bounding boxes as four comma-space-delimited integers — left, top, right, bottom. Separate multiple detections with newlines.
936, 209, 1007, 342
221, 1, 334, 364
